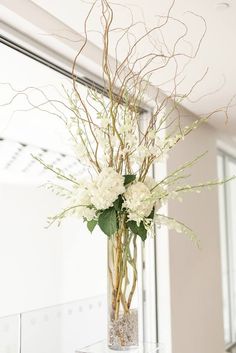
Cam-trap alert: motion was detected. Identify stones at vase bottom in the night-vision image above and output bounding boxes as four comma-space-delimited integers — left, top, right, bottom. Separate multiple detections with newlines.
108, 309, 138, 350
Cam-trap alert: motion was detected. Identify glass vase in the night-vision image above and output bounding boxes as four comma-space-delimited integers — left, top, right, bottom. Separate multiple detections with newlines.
107, 226, 139, 350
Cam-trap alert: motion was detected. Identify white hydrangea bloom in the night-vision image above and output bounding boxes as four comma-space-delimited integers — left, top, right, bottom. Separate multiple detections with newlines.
144, 176, 157, 190
77, 188, 92, 206
90, 167, 125, 210
124, 182, 154, 224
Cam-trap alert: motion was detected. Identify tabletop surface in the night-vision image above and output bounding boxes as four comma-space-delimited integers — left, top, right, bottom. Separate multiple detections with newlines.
75, 340, 161, 353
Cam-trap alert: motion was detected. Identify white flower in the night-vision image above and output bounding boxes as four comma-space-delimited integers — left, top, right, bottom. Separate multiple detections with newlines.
73, 142, 90, 165
98, 114, 110, 128
69, 184, 96, 221
77, 188, 92, 206
90, 167, 125, 210
140, 145, 151, 157
147, 129, 156, 140
144, 176, 164, 211
126, 132, 138, 148
75, 206, 96, 221
144, 176, 157, 190
124, 182, 154, 224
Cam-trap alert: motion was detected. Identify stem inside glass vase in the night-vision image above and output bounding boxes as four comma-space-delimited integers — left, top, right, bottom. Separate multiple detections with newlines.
107, 217, 139, 350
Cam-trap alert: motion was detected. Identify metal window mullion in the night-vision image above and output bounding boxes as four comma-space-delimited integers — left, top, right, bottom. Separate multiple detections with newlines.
152, 162, 159, 342
0, 35, 148, 114
224, 154, 234, 343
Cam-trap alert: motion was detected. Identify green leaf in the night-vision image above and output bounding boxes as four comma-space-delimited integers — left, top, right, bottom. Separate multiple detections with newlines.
113, 195, 123, 211
127, 220, 139, 235
98, 207, 118, 237
127, 220, 147, 241
124, 174, 136, 186
148, 208, 155, 220
87, 219, 97, 233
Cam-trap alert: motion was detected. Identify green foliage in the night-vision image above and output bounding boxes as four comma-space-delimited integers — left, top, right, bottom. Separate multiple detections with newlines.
87, 219, 97, 233
113, 195, 123, 211
148, 208, 155, 219
98, 207, 118, 236
124, 174, 136, 186
127, 220, 147, 241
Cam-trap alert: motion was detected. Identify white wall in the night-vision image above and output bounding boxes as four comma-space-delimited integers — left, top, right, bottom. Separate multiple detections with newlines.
167, 115, 227, 353
0, 180, 106, 317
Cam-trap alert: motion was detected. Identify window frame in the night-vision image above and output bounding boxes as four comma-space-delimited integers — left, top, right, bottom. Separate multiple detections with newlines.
218, 149, 236, 350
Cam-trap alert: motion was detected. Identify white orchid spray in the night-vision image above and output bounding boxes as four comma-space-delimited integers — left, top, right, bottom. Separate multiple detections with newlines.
37, 145, 233, 245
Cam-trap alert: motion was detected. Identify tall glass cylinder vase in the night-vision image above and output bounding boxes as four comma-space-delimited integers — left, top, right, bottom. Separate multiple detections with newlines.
107, 226, 139, 350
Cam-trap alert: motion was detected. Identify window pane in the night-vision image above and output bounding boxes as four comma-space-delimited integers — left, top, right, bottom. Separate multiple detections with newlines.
0, 43, 106, 318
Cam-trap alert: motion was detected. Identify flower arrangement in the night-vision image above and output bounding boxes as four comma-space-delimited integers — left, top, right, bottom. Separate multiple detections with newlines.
39, 151, 229, 244
33, 1, 233, 245
17, 0, 234, 349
